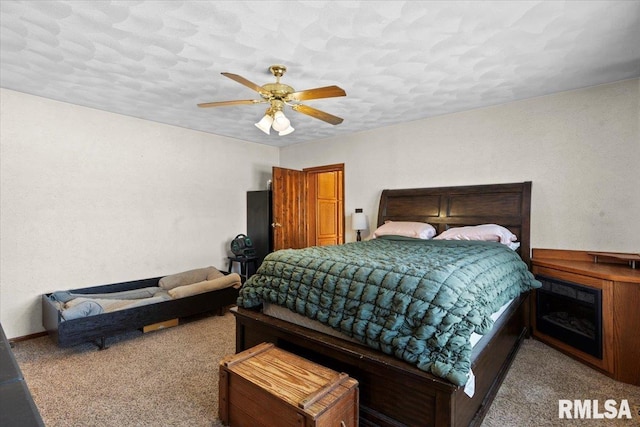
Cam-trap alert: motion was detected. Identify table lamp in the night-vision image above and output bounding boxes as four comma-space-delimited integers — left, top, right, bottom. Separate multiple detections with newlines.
351, 208, 367, 242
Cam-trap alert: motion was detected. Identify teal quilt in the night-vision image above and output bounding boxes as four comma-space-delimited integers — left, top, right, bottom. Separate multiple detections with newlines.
238, 237, 541, 386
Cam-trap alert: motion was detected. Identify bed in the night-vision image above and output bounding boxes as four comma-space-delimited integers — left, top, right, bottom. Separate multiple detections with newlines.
43, 267, 241, 349
232, 181, 534, 427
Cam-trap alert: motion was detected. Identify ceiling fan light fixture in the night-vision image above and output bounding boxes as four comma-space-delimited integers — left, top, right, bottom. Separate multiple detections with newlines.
199, 64, 346, 137
278, 125, 295, 136
255, 113, 273, 134
271, 110, 291, 132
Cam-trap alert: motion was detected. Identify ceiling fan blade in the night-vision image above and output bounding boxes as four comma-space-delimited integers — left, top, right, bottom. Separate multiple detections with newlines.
221, 72, 272, 97
291, 104, 344, 125
286, 85, 346, 102
197, 99, 263, 108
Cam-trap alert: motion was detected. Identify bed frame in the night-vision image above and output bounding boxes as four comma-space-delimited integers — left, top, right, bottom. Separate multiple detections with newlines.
233, 181, 532, 426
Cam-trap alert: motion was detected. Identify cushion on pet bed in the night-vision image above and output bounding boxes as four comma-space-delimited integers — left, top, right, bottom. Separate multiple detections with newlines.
159, 266, 224, 290
168, 273, 241, 299
61, 300, 104, 320
51, 286, 162, 303
62, 292, 172, 317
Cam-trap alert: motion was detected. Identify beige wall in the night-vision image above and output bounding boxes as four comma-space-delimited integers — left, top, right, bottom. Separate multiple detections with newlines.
281, 79, 640, 252
2, 79, 638, 338
0, 89, 279, 338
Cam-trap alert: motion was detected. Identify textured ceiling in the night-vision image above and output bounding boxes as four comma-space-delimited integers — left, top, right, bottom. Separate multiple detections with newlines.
1, 1, 639, 147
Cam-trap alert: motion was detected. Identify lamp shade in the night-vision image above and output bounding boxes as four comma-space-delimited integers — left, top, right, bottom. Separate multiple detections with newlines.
271, 111, 291, 132
278, 125, 295, 136
255, 114, 273, 134
351, 212, 367, 231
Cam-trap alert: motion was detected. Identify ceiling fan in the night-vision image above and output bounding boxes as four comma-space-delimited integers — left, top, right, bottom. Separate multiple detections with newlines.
198, 65, 346, 136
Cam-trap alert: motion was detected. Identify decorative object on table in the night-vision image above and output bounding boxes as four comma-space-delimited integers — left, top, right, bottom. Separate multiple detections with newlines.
587, 251, 640, 269
230, 234, 256, 257
351, 208, 367, 242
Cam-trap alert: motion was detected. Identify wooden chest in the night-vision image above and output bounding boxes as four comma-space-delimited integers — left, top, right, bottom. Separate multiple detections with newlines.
219, 342, 358, 427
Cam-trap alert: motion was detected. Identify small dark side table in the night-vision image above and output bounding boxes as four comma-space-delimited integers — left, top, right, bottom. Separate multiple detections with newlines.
227, 256, 258, 283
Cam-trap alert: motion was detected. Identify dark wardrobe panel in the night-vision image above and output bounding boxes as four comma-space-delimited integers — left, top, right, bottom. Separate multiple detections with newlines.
247, 190, 273, 268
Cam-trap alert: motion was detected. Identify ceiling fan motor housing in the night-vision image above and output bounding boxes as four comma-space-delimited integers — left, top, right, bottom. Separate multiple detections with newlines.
261, 83, 294, 99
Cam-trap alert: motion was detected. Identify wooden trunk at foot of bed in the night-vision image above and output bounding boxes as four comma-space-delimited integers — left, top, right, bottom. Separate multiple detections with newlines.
233, 292, 530, 427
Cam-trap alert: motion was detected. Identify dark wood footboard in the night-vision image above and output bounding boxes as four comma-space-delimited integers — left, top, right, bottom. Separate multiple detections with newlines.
232, 292, 530, 427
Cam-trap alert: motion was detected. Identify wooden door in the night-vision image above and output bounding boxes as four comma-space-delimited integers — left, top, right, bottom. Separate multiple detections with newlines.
272, 167, 307, 250
305, 166, 344, 246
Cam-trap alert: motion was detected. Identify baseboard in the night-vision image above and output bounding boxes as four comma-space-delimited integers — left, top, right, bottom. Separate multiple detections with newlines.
9, 331, 48, 344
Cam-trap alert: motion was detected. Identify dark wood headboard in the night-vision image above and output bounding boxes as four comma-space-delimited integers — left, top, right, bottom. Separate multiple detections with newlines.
377, 182, 532, 266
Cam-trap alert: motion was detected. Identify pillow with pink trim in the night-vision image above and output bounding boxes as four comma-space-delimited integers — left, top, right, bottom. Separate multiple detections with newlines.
372, 221, 436, 240
433, 224, 517, 245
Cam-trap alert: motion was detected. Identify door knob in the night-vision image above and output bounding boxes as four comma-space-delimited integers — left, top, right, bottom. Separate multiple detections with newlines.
271, 222, 282, 228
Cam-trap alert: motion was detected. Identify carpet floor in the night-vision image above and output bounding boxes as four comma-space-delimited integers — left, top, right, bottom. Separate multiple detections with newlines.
11, 311, 640, 426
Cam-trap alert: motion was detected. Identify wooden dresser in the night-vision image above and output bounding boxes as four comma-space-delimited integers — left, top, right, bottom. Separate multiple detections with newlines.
531, 249, 640, 386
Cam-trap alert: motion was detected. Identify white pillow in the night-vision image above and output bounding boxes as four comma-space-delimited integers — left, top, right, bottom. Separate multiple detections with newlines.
372, 221, 436, 239
433, 224, 517, 245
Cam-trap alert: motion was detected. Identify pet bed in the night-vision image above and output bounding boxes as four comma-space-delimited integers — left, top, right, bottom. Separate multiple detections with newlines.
43, 266, 240, 349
